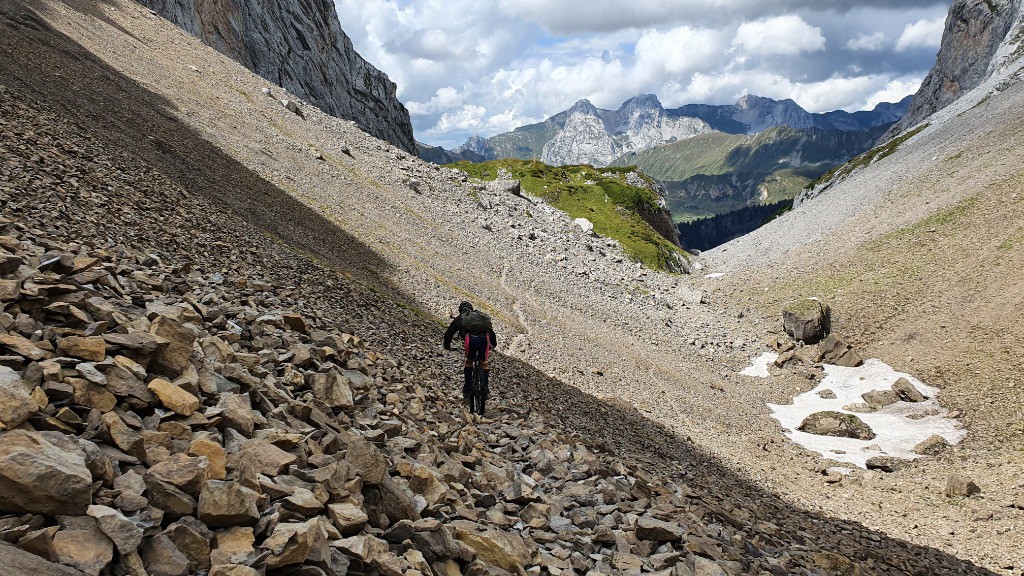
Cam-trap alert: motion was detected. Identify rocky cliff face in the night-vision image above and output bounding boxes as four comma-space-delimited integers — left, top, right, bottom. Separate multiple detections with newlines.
889, 0, 1024, 137
140, 0, 416, 153
540, 95, 713, 167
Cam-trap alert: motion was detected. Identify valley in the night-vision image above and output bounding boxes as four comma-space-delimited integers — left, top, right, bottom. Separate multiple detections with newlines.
0, 0, 1022, 575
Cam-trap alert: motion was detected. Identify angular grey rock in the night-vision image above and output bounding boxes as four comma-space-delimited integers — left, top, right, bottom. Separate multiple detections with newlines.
861, 390, 900, 409
141, 534, 190, 576
87, 504, 144, 554
0, 431, 92, 515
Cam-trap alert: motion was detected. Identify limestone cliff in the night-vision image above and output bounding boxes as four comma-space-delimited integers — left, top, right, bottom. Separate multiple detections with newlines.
888, 0, 1024, 137
140, 0, 416, 153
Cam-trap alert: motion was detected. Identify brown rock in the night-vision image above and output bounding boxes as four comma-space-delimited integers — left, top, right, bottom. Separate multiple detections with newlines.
141, 534, 189, 576
281, 313, 309, 333
945, 474, 981, 497
189, 436, 227, 480
217, 393, 254, 437
261, 518, 327, 569
148, 453, 211, 496
861, 390, 900, 408
144, 477, 197, 520
102, 412, 146, 460
209, 566, 258, 576
53, 519, 114, 576
149, 316, 196, 376
635, 517, 684, 542
912, 435, 951, 456
0, 366, 37, 429
17, 526, 59, 562
0, 431, 93, 515
103, 366, 156, 403
57, 336, 107, 362
0, 279, 20, 301
198, 480, 261, 527
345, 436, 388, 484
327, 502, 368, 535
210, 527, 255, 566
333, 533, 390, 562
453, 526, 533, 573
148, 378, 201, 416
162, 517, 214, 572
311, 371, 354, 409
0, 540, 87, 575
70, 378, 117, 412
87, 504, 143, 555
102, 331, 166, 354
0, 332, 47, 361
229, 438, 296, 476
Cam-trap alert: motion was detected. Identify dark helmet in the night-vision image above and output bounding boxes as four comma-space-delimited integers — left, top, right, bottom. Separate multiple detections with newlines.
458, 301, 473, 315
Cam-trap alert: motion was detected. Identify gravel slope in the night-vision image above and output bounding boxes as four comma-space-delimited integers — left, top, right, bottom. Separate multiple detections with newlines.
4, 0, 1022, 573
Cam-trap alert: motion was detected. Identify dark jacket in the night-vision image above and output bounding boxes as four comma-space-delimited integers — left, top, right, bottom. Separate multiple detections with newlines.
444, 315, 497, 350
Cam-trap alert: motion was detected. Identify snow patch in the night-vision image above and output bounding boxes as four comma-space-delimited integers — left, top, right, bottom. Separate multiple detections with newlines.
704, 273, 726, 279
744, 356, 966, 468
740, 352, 777, 377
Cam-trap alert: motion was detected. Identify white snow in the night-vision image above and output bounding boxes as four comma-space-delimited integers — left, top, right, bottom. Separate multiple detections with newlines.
740, 352, 777, 377
743, 355, 966, 468
703, 273, 726, 279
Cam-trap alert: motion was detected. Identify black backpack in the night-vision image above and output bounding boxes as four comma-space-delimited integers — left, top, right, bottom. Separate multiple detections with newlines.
461, 310, 492, 335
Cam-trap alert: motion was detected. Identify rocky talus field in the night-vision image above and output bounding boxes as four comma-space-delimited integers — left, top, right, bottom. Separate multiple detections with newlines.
0, 1, 1022, 575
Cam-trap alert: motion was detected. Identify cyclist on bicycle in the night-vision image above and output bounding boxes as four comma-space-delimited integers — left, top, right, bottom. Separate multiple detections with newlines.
443, 301, 497, 414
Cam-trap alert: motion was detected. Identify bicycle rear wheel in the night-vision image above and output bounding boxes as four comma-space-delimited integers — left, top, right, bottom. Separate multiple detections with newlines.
473, 364, 485, 415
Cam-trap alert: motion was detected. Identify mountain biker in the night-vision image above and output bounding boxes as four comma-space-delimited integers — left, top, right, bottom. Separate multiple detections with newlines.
443, 301, 497, 414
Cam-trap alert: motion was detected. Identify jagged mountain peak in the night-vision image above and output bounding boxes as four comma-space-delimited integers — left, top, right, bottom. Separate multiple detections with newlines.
566, 98, 600, 115
620, 93, 664, 111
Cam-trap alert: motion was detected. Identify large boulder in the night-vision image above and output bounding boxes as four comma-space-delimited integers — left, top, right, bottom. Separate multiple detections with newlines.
797, 411, 876, 440
0, 542, 86, 575
782, 299, 831, 343
0, 431, 93, 515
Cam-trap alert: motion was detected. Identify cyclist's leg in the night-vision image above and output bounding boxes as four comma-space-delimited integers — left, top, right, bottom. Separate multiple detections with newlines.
480, 338, 492, 402
462, 334, 473, 408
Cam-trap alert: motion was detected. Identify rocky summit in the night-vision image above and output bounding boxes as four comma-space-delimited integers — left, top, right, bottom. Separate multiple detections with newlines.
1, 0, 1024, 575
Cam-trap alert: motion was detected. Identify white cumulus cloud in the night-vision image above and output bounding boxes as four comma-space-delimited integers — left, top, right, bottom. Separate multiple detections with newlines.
895, 17, 945, 52
732, 15, 826, 56
847, 32, 888, 51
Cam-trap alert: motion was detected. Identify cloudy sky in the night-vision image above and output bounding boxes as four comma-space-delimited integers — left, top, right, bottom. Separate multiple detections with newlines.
334, 1, 951, 149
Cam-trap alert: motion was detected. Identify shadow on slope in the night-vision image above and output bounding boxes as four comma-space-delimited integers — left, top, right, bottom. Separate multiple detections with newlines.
0, 3, 996, 574
3, 0, 398, 302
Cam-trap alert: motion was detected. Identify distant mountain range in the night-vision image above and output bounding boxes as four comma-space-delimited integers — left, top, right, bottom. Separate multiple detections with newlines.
420, 94, 911, 168
419, 94, 912, 222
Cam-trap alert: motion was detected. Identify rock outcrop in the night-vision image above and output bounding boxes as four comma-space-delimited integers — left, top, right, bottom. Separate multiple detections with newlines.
888, 0, 1024, 137
540, 96, 714, 167
139, 0, 416, 153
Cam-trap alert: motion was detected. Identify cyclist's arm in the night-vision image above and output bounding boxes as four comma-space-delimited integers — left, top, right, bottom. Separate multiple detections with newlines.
443, 318, 461, 350
488, 328, 497, 348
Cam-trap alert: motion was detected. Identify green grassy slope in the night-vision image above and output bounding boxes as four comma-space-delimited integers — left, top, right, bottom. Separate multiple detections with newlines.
449, 159, 688, 271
